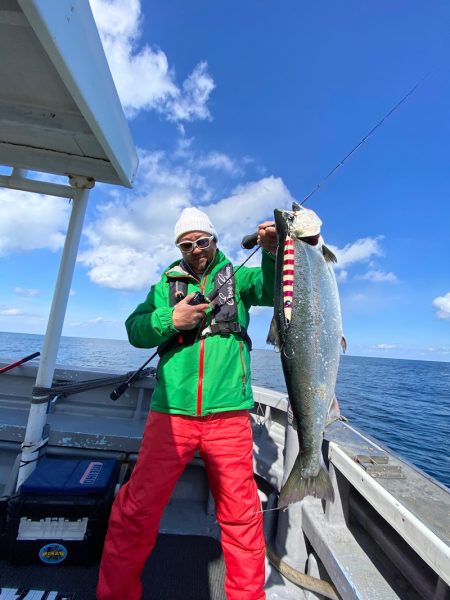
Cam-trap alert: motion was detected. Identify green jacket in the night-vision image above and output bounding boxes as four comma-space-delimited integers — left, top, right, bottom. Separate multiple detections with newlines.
125, 248, 275, 416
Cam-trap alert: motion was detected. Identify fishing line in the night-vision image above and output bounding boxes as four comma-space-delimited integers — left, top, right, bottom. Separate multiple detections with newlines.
252, 503, 299, 514
300, 71, 432, 206
249, 73, 434, 519
191, 244, 261, 343
206, 244, 261, 303
111, 245, 262, 400
252, 505, 284, 515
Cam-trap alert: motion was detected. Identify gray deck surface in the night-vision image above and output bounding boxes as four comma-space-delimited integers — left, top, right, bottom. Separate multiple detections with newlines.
0, 534, 226, 600
326, 420, 450, 547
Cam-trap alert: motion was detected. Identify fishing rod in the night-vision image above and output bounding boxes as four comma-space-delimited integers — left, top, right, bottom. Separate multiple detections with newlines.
110, 245, 261, 401
110, 354, 157, 401
299, 71, 431, 206
112, 73, 430, 400
242, 71, 431, 249
0, 352, 40, 375
188, 244, 261, 305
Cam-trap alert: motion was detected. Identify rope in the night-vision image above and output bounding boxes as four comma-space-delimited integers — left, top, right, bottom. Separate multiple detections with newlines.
266, 543, 340, 600
31, 367, 156, 402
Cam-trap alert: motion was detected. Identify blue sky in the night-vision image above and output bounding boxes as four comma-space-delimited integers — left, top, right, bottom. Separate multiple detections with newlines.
1, 0, 449, 361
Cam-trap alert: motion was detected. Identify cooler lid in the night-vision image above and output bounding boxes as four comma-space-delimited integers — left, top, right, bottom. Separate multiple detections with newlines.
21, 458, 118, 495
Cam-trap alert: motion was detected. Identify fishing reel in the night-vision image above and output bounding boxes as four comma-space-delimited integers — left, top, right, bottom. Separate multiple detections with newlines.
188, 292, 209, 305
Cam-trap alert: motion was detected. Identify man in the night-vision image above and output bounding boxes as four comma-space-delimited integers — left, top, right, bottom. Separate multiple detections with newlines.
97, 207, 277, 600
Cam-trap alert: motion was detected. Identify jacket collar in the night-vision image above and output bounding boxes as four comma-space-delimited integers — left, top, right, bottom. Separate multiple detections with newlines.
165, 249, 227, 281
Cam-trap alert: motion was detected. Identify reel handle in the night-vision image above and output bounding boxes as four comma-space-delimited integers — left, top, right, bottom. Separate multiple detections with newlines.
241, 232, 258, 250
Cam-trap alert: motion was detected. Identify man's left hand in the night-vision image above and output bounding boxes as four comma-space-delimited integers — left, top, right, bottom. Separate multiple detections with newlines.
257, 221, 277, 255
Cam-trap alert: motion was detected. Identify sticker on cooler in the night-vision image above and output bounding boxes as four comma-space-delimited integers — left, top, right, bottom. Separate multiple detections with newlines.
79, 461, 103, 485
39, 542, 68, 564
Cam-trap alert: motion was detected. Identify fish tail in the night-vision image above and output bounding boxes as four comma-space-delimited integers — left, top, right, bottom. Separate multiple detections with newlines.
278, 456, 335, 508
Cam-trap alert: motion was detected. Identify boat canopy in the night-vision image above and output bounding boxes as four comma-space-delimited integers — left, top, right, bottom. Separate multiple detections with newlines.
0, 0, 139, 488
0, 0, 138, 188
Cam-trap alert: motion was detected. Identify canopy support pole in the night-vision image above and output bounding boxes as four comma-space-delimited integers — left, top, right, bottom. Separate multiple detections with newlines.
16, 175, 95, 489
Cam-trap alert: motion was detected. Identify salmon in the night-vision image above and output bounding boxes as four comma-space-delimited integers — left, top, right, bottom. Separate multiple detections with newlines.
267, 203, 345, 506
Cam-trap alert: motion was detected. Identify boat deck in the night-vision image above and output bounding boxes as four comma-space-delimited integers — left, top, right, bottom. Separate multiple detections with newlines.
0, 534, 226, 600
0, 361, 449, 599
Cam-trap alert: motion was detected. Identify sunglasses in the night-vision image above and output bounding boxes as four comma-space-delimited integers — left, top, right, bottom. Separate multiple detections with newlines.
176, 235, 215, 253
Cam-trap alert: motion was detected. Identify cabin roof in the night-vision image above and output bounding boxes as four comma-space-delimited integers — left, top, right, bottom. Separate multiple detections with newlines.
0, 0, 138, 188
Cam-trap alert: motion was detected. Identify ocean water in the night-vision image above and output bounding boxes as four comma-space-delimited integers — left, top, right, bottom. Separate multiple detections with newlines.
1, 331, 449, 489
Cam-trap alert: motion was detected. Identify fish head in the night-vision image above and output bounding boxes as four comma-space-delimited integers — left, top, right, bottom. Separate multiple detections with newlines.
274, 204, 322, 241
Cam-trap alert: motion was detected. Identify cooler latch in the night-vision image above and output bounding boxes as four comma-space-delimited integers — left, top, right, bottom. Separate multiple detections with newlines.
17, 517, 88, 540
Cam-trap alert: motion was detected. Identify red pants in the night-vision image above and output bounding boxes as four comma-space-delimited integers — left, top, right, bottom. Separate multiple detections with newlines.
97, 410, 266, 600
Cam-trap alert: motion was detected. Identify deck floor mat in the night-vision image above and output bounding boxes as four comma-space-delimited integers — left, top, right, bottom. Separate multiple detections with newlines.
0, 534, 226, 600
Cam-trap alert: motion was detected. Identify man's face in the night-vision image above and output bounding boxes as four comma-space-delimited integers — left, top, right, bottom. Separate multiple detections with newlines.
177, 230, 217, 274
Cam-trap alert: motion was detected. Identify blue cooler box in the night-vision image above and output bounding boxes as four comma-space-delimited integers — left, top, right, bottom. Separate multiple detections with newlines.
7, 458, 118, 565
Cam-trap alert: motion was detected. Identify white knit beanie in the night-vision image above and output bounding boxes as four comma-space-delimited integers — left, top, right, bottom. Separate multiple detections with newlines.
174, 207, 217, 243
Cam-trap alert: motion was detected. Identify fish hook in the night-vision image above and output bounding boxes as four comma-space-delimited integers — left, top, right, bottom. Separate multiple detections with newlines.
255, 402, 267, 428
282, 344, 295, 360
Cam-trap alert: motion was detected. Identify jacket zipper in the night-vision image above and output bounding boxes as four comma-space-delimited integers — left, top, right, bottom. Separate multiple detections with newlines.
239, 341, 247, 393
197, 338, 205, 415
196, 275, 209, 415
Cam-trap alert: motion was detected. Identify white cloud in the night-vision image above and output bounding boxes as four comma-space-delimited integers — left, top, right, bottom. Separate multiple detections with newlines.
166, 62, 215, 122
69, 316, 117, 327
193, 151, 243, 176
432, 292, 450, 320
421, 347, 450, 358
89, 316, 117, 325
329, 236, 400, 284
13, 287, 40, 297
89, 0, 214, 121
336, 270, 348, 283
81, 244, 166, 290
329, 236, 384, 270
78, 148, 295, 290
356, 270, 398, 283
208, 176, 294, 251
0, 189, 69, 257
174, 137, 194, 158
78, 150, 200, 289
372, 343, 397, 349
0, 307, 24, 316
250, 306, 273, 317
173, 139, 243, 177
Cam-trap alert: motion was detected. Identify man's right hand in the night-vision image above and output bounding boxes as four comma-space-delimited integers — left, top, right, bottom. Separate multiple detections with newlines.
172, 293, 210, 330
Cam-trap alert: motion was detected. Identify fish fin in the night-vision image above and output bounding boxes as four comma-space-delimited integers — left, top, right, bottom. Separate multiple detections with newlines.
341, 335, 347, 353
278, 456, 334, 508
322, 244, 337, 263
266, 316, 281, 350
326, 394, 341, 424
